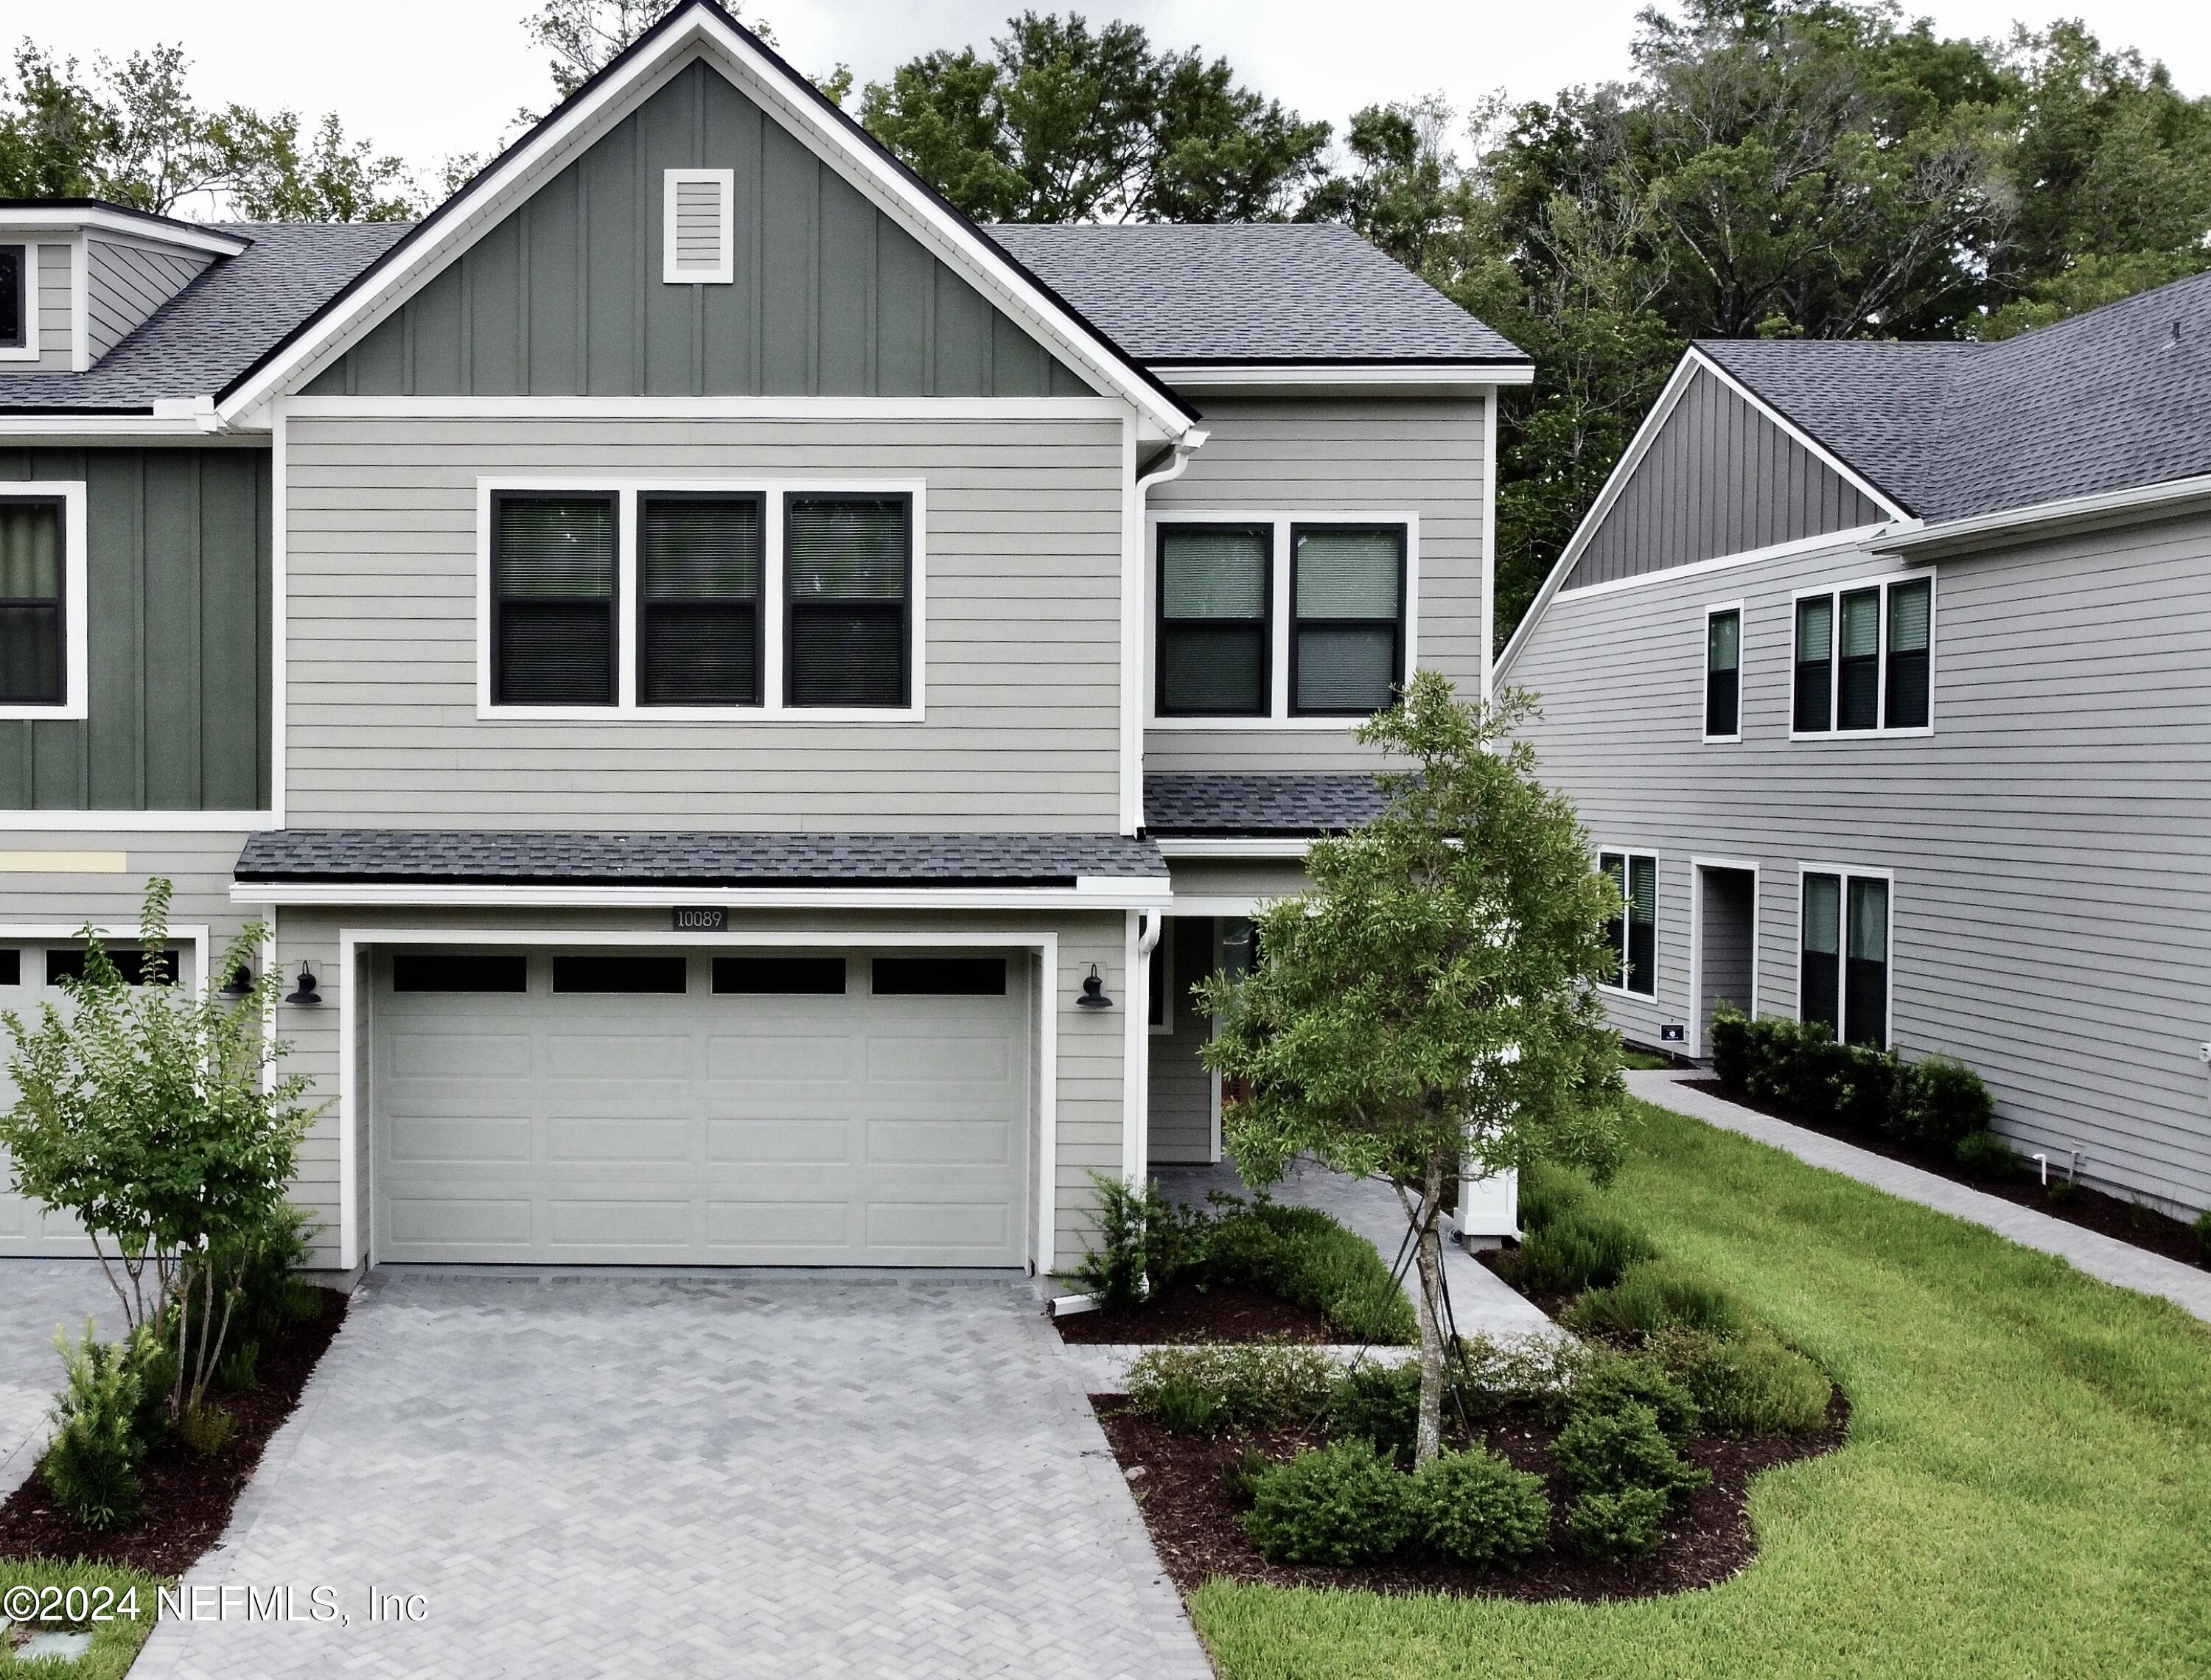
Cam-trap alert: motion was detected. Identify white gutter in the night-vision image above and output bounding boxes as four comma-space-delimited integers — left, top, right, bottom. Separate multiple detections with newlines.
1156, 838, 1313, 859
1871, 471, 2211, 561
230, 879, 1176, 911
1150, 363, 1534, 391
0, 206, 247, 256
0, 410, 233, 440
1123, 430, 1208, 833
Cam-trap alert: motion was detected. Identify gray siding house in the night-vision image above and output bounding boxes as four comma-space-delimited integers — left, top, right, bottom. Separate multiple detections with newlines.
1500, 276, 2211, 1217
0, 1, 1526, 1270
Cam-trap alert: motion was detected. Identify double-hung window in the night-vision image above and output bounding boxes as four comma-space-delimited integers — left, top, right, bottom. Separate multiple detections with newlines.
1800, 870, 1889, 1047
1290, 525, 1404, 715
492, 494, 618, 706
0, 245, 25, 354
0, 497, 66, 706
784, 494, 910, 708
1703, 605, 1741, 739
1599, 851, 1658, 997
1158, 524, 1271, 716
638, 493, 762, 706
1792, 575, 1932, 735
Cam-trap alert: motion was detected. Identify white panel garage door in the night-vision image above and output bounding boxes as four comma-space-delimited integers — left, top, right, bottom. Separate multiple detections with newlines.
0, 939, 194, 1256
372, 948, 1032, 1266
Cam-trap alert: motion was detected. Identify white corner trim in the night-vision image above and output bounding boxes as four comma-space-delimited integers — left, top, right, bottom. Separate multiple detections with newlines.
1481, 386, 1499, 704
0, 483, 86, 721
235, 881, 1176, 911
662, 167, 736, 284
271, 410, 288, 824
0, 236, 38, 362
1126, 427, 1206, 832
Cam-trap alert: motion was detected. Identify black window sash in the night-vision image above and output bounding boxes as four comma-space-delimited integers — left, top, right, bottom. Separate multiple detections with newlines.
1793, 595, 1832, 733
1287, 523, 1404, 718
1599, 852, 1627, 990
1837, 587, 1881, 730
783, 494, 912, 709
1624, 855, 1657, 997
638, 491, 764, 707
0, 245, 24, 350
1704, 608, 1740, 738
1156, 523, 1271, 717
1884, 578, 1932, 730
1799, 873, 1841, 1034
0, 495, 66, 707
490, 492, 618, 706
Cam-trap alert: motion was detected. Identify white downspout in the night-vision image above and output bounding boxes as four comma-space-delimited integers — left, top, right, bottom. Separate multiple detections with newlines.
1122, 428, 1209, 833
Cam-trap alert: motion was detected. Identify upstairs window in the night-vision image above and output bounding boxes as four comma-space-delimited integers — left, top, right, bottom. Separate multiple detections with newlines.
1703, 606, 1741, 739
1600, 851, 1658, 997
0, 497, 64, 706
1793, 575, 1934, 736
785, 495, 912, 709
639, 493, 762, 707
1800, 870, 1889, 1047
1158, 524, 1269, 716
1291, 525, 1404, 715
492, 494, 617, 706
0, 245, 24, 351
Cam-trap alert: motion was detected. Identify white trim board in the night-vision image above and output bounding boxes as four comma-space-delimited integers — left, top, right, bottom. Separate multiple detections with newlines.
0, 811, 276, 832
0, 208, 245, 258
232, 880, 1176, 911
0, 922, 213, 999
1149, 363, 1534, 391
1687, 855, 1761, 1061
1156, 839, 1313, 859
280, 395, 1131, 421
0, 482, 87, 721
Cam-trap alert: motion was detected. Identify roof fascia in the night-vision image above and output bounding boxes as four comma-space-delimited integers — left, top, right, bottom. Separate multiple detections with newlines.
1153, 363, 1534, 393
0, 205, 247, 257
1871, 471, 2211, 561
1688, 347, 1912, 522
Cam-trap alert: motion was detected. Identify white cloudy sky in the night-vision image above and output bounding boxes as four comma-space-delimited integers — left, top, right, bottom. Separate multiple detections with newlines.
21, 0, 2211, 182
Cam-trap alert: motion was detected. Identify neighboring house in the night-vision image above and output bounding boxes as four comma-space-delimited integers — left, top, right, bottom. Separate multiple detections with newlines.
0, 0, 1527, 1270
1499, 272, 2211, 1217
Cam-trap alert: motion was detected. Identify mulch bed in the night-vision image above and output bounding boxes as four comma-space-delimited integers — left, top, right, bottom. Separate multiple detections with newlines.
1055, 1279, 1338, 1345
0, 1287, 349, 1575
1681, 1078, 2209, 1272
1094, 1388, 1848, 1603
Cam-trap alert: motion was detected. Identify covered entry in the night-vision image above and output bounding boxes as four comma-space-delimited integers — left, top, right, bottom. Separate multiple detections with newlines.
371, 945, 1033, 1267
1693, 861, 1758, 1058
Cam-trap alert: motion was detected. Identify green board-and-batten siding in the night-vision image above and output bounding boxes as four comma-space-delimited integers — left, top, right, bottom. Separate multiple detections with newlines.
0, 449, 272, 811
304, 61, 1090, 401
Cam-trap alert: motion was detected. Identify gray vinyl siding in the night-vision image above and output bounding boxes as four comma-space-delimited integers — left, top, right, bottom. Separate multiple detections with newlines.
0, 448, 273, 811
1145, 396, 1489, 774
282, 413, 1123, 828
302, 62, 1086, 402
85, 238, 212, 362
1147, 914, 1215, 1163
1564, 366, 1885, 590
11, 242, 74, 371
1510, 511, 2211, 1215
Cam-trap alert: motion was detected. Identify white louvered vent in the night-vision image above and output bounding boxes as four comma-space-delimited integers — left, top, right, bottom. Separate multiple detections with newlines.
663, 169, 736, 285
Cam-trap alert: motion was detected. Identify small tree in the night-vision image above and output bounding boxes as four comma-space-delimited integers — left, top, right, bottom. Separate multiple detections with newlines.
0, 878, 323, 1419
1198, 672, 1625, 1465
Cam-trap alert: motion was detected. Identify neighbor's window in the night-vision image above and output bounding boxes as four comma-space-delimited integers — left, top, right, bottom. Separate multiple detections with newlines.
639, 492, 763, 706
785, 494, 911, 708
1157, 524, 1269, 716
1704, 606, 1741, 738
0, 497, 64, 706
492, 494, 617, 706
0, 245, 24, 351
1800, 871, 1889, 1048
1600, 851, 1658, 997
1793, 576, 1933, 735
1290, 525, 1403, 715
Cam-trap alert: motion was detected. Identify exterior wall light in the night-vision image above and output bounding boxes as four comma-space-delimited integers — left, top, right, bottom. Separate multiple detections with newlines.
283, 962, 321, 1005
1075, 963, 1113, 1009
220, 964, 254, 996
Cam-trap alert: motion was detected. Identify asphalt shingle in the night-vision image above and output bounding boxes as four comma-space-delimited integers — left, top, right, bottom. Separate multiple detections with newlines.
1144, 773, 1386, 836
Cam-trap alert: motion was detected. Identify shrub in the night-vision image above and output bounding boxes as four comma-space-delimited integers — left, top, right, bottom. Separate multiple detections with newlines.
1330, 1361, 1420, 1461
1503, 1206, 1654, 1294
1828, 1043, 1904, 1138
227, 1205, 323, 1341
1895, 1055, 1995, 1152
178, 1401, 235, 1457
40, 1322, 144, 1532
1411, 1448, 1551, 1567
1243, 1441, 1415, 1564
217, 1338, 259, 1393
1523, 1104, 1630, 1186
1708, 1005, 1753, 1091
1515, 1158, 1591, 1233
2196, 1208, 2211, 1258
1125, 1341, 1335, 1434
1570, 1351, 1700, 1444
122, 1323, 178, 1451
1450, 1334, 1579, 1424
1651, 1330, 1831, 1435
1955, 1128, 2021, 1180
1222, 1445, 1272, 1508
1551, 1401, 1709, 1505
1072, 1171, 1171, 1311
1565, 1259, 1744, 1340
1204, 1201, 1417, 1345
1565, 1485, 1671, 1562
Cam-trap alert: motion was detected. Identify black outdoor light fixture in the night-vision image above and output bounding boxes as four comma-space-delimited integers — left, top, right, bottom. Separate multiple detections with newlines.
1075, 963, 1113, 1009
283, 962, 321, 1005
220, 963, 254, 996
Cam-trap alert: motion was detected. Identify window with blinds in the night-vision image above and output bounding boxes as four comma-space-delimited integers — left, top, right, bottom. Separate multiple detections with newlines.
639, 493, 763, 706
1885, 579, 1931, 729
1290, 525, 1403, 715
784, 494, 911, 707
1799, 873, 1840, 1033
1599, 850, 1658, 997
1157, 524, 1269, 715
1837, 587, 1881, 729
492, 494, 618, 705
1799, 871, 1888, 1046
0, 498, 63, 705
1792, 596, 1831, 733
1793, 576, 1935, 737
1704, 606, 1741, 738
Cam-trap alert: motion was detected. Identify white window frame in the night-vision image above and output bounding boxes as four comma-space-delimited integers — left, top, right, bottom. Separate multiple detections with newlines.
661, 169, 736, 285
1595, 846, 1659, 1001
1145, 508, 1420, 729
1687, 855, 1760, 1060
0, 239, 37, 362
1701, 598, 1744, 743
475, 477, 927, 723
0, 482, 88, 720
1794, 861, 1896, 1050
1789, 571, 1936, 741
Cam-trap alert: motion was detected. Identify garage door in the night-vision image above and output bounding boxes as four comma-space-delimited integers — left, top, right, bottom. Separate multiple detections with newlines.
0, 939, 192, 1256
372, 948, 1032, 1266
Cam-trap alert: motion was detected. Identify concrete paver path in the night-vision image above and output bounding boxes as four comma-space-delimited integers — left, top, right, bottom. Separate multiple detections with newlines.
1631, 1069, 2211, 1324
0, 1260, 123, 1500
133, 1272, 1212, 1680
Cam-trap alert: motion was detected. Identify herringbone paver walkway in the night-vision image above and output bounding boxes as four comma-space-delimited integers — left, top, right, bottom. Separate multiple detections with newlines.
0, 1260, 123, 1499
1630, 1069, 2211, 1323
133, 1273, 1215, 1679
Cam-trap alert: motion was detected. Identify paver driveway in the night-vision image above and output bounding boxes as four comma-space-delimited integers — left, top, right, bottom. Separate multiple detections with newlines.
0, 1260, 122, 1499
134, 1271, 1212, 1680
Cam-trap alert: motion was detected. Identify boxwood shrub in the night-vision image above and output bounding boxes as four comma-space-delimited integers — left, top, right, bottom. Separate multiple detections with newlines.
1709, 1007, 1994, 1155
1243, 1440, 1415, 1564
1411, 1448, 1551, 1567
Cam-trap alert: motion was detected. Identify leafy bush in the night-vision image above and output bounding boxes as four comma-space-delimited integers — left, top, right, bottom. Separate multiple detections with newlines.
1243, 1441, 1415, 1564
1955, 1128, 2020, 1180
122, 1323, 178, 1451
1411, 1448, 1551, 1567
1895, 1055, 1995, 1151
1515, 1158, 1592, 1233
1450, 1334, 1579, 1424
217, 1338, 259, 1393
1204, 1200, 1416, 1345
1072, 1171, 1173, 1311
178, 1401, 235, 1457
40, 1322, 144, 1531
1565, 1485, 1670, 1562
1564, 1259, 1744, 1340
1551, 1401, 1709, 1505
1148, 1376, 1227, 1436
1708, 1005, 1753, 1090
1523, 1102, 1630, 1186
1653, 1329, 1831, 1435
2196, 1208, 2211, 1258
1222, 1444, 1272, 1508
1570, 1351, 1700, 1444
1125, 1342, 1335, 1434
1714, 1012, 1995, 1158
1502, 1206, 1654, 1293
1329, 1360, 1420, 1461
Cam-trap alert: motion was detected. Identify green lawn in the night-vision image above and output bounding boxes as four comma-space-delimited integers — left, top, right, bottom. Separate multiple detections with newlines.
1192, 1098, 2211, 1679
0, 1559, 164, 1678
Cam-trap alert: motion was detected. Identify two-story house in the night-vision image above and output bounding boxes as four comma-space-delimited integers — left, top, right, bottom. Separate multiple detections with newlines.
0, 0, 1527, 1273
1499, 273, 2211, 1218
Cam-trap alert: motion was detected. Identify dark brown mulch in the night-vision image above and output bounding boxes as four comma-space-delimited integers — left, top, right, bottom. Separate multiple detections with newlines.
0, 1288, 349, 1575
1681, 1079, 2210, 1272
1094, 1388, 1848, 1603
1469, 1247, 1578, 1322
1055, 1280, 1337, 1345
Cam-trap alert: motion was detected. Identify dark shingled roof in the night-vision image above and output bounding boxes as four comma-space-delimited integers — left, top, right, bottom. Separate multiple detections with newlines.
993, 223, 1526, 366
235, 830, 1165, 887
1145, 774, 1386, 836
1697, 269, 2211, 522
0, 221, 410, 412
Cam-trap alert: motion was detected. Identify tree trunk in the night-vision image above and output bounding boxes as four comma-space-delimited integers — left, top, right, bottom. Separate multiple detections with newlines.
1412, 1150, 1448, 1468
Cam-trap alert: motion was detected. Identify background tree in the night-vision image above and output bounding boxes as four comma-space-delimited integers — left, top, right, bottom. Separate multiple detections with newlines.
1199, 673, 1625, 1466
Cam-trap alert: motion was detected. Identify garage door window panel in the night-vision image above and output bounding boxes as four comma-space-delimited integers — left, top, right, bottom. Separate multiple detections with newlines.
393, 953, 529, 993
713, 956, 846, 994
871, 956, 1007, 996
552, 956, 690, 993
493, 494, 617, 706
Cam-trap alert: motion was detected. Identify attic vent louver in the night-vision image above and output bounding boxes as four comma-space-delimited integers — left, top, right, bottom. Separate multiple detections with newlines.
663, 168, 735, 285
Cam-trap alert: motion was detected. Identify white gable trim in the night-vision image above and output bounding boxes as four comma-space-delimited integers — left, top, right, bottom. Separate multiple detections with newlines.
217, 4, 1191, 438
